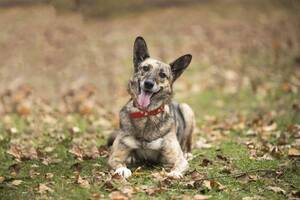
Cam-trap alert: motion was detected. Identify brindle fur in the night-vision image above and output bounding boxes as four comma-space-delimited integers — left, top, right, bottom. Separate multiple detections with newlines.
108, 36, 195, 179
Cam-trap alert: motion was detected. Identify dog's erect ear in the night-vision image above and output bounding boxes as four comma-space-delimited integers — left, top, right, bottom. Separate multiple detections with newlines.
170, 54, 192, 81
133, 36, 150, 72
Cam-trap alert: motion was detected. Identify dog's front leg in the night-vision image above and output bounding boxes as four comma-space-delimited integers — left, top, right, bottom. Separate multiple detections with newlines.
108, 134, 134, 178
162, 133, 189, 179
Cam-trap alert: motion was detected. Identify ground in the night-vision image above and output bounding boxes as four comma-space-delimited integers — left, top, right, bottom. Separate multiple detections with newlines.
0, 1, 300, 199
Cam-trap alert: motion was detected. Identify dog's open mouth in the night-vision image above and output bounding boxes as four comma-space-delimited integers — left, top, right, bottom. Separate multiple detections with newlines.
137, 90, 153, 109
137, 87, 160, 109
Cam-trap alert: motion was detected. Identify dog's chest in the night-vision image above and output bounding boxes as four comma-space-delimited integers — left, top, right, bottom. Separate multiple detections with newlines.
141, 138, 164, 150
122, 136, 164, 161
129, 112, 173, 142
122, 136, 164, 150
136, 138, 164, 161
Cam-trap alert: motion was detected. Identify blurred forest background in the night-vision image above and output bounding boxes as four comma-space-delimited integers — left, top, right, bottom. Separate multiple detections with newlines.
0, 0, 300, 199
0, 0, 299, 112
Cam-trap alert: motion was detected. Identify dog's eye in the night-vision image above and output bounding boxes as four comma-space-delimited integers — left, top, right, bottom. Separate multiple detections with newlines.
159, 72, 167, 79
142, 65, 150, 72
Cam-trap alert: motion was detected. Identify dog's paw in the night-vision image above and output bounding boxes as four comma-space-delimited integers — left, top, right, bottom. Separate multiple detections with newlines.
167, 171, 183, 179
114, 167, 132, 178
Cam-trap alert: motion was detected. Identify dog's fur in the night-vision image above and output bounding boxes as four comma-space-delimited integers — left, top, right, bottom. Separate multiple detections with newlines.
107, 36, 195, 179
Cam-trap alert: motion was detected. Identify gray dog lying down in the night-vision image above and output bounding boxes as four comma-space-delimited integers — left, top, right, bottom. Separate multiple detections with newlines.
107, 36, 195, 179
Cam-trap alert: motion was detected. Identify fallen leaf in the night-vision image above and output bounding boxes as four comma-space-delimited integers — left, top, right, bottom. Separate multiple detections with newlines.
9, 127, 18, 134
98, 145, 109, 157
76, 175, 90, 188
190, 170, 206, 180
109, 191, 128, 200
151, 171, 167, 181
263, 122, 277, 132
38, 183, 54, 193
193, 194, 212, 200
194, 138, 212, 149
8, 163, 21, 175
0, 176, 5, 183
288, 148, 300, 157
92, 192, 103, 200
245, 129, 257, 136
203, 180, 225, 191
119, 186, 135, 197
11, 180, 22, 186
45, 173, 54, 179
291, 190, 300, 198
248, 175, 258, 181
267, 186, 286, 194
71, 126, 81, 134
7, 145, 22, 160
144, 186, 166, 195
29, 169, 40, 178
242, 195, 265, 200
69, 145, 83, 160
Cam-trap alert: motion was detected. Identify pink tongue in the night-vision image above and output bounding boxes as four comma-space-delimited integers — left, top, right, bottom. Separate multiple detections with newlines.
137, 91, 151, 109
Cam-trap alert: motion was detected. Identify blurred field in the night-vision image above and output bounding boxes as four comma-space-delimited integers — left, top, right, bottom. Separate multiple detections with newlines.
0, 0, 300, 199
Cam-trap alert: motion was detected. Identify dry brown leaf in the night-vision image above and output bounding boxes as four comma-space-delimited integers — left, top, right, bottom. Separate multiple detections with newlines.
120, 186, 135, 198
9, 127, 18, 134
262, 122, 277, 132
92, 192, 103, 200
203, 180, 225, 191
98, 146, 109, 157
29, 169, 40, 178
0, 176, 5, 183
190, 170, 206, 180
71, 126, 81, 134
248, 175, 258, 181
193, 194, 212, 200
151, 170, 167, 181
11, 180, 22, 186
76, 175, 90, 188
8, 163, 21, 176
7, 145, 22, 160
291, 190, 300, 198
245, 129, 257, 136
267, 186, 286, 194
144, 186, 166, 196
69, 145, 83, 160
23, 146, 38, 160
288, 148, 300, 157
242, 195, 265, 200
194, 137, 212, 149
44, 146, 54, 153
109, 191, 129, 200
38, 183, 54, 193
45, 173, 54, 179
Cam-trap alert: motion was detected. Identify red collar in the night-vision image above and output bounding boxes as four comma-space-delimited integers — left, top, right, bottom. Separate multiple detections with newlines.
130, 104, 165, 119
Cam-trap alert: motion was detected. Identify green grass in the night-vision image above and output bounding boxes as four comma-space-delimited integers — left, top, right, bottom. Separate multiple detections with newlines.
0, 86, 299, 199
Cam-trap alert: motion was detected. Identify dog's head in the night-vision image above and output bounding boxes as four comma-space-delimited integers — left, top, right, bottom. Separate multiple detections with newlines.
128, 36, 192, 110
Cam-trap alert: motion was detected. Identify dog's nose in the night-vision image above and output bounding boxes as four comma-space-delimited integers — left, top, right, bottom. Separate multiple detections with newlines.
144, 80, 154, 90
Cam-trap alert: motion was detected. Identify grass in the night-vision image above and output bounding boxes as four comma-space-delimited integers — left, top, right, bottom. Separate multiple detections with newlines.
0, 86, 299, 199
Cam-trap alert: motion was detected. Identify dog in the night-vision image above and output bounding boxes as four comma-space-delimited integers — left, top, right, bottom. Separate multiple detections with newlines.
107, 36, 195, 179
